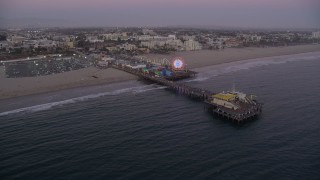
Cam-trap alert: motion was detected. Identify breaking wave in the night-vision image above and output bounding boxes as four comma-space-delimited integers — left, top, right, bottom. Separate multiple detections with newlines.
186, 52, 320, 82
0, 84, 164, 117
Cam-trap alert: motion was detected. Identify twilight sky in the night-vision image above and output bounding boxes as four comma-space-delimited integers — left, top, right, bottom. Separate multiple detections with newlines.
1, 0, 319, 28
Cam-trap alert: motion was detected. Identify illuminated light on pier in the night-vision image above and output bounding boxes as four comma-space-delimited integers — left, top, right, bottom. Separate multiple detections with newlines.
172, 57, 185, 70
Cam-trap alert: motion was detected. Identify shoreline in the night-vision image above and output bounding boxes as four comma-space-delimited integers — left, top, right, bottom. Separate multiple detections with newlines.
1, 44, 319, 100
191, 50, 320, 72
0, 67, 138, 100
145, 44, 320, 69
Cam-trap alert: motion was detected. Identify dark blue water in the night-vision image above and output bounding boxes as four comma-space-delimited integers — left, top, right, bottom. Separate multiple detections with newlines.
1, 52, 320, 179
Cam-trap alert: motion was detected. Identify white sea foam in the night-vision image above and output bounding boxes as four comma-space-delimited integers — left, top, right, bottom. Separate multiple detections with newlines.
0, 84, 164, 117
186, 53, 320, 82
133, 86, 166, 94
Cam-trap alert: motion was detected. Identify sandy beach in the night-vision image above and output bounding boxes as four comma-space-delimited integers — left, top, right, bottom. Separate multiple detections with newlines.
146, 44, 320, 68
0, 67, 137, 100
0, 44, 319, 100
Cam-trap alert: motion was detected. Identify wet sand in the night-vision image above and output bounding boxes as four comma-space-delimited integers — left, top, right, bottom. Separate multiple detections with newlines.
0, 44, 319, 100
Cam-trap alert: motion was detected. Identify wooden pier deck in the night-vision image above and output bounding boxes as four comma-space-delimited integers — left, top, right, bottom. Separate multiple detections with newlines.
112, 64, 212, 100
111, 64, 262, 123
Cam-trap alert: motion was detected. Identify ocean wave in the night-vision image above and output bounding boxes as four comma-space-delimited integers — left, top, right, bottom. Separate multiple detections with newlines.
186, 53, 320, 82
133, 86, 167, 94
0, 84, 164, 117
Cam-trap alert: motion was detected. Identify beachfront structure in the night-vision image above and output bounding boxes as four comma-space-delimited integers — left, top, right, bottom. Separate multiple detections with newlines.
312, 31, 320, 39
184, 39, 202, 51
166, 40, 184, 50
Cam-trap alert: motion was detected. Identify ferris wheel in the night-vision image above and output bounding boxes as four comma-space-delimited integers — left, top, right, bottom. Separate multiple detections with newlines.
172, 57, 185, 70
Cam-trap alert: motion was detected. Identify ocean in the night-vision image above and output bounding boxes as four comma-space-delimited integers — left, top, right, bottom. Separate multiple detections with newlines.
1, 52, 320, 179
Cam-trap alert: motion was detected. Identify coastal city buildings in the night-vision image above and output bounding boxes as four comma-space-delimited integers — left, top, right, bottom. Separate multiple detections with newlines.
0, 27, 317, 62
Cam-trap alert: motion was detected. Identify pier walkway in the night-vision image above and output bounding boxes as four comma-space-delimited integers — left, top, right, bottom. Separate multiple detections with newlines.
112, 64, 213, 100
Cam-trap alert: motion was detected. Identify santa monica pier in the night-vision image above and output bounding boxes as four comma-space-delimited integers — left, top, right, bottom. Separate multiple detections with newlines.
110, 55, 262, 124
